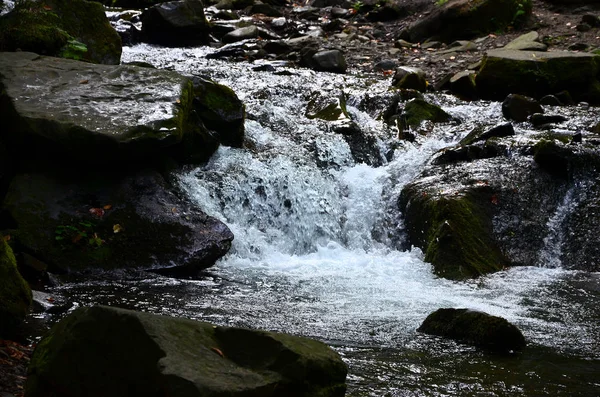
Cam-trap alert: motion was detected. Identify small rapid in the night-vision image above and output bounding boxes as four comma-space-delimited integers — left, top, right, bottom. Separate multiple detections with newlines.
47, 44, 600, 396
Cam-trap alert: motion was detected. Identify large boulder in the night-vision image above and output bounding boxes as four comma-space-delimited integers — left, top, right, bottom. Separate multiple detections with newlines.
140, 0, 211, 47
26, 305, 348, 397
0, 238, 32, 338
2, 170, 233, 275
0, 52, 244, 169
406, 0, 532, 43
399, 132, 600, 279
476, 49, 600, 104
0, 0, 121, 64
418, 308, 526, 352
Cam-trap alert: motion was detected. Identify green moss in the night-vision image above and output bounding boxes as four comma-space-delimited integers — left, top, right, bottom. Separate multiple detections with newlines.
0, 237, 32, 338
401, 99, 452, 129
0, 2, 71, 55
401, 186, 508, 279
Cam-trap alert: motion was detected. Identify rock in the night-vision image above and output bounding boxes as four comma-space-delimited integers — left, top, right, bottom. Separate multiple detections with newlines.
0, 238, 32, 338
311, 49, 347, 73
576, 23, 591, 32
530, 113, 568, 127
460, 122, 515, 145
581, 14, 600, 28
504, 31, 547, 51
391, 66, 427, 92
449, 70, 478, 100
400, 98, 453, 130
305, 91, 349, 121
0, 52, 242, 168
191, 76, 246, 148
26, 305, 348, 397
0, 0, 121, 64
418, 308, 526, 352
502, 94, 544, 122
399, 182, 509, 279
222, 25, 260, 44
406, 0, 531, 43
249, 3, 282, 17
400, 133, 600, 277
540, 94, 563, 106
2, 171, 234, 275
141, 0, 210, 47
333, 122, 385, 167
476, 49, 600, 104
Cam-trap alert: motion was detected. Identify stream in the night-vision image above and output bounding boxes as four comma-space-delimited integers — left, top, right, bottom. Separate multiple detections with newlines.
36, 44, 600, 396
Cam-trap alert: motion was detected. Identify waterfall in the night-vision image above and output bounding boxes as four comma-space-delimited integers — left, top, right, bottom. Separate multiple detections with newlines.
538, 183, 584, 268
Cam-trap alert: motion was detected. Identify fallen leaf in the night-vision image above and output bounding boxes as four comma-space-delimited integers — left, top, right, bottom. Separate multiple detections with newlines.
211, 347, 224, 358
46, 297, 55, 303
79, 80, 89, 84
113, 224, 123, 234
103, 204, 112, 210
491, 194, 498, 205
89, 207, 105, 218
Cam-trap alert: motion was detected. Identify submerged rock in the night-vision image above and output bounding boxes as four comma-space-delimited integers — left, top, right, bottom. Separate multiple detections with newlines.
26, 305, 348, 397
0, 238, 32, 338
418, 308, 526, 352
2, 171, 234, 275
476, 49, 600, 104
0, 0, 121, 64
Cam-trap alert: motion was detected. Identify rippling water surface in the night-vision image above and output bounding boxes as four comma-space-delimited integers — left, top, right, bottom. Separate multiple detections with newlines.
44, 44, 600, 396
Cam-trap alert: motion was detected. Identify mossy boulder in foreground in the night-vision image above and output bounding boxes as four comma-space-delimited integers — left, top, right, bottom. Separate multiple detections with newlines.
26, 305, 348, 397
0, 0, 121, 64
0, 238, 32, 338
0, 52, 244, 168
418, 308, 526, 352
476, 49, 600, 104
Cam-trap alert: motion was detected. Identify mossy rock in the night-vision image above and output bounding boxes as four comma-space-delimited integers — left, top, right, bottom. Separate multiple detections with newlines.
399, 184, 508, 279
192, 76, 246, 148
0, 238, 32, 338
476, 49, 600, 104
418, 308, 526, 352
26, 305, 348, 397
305, 91, 349, 122
400, 98, 452, 130
407, 0, 532, 43
0, 0, 122, 64
2, 171, 234, 274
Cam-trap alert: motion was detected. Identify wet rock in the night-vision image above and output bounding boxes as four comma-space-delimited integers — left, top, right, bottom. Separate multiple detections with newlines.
0, 0, 121, 64
540, 94, 563, 106
576, 23, 591, 32
504, 31, 547, 51
191, 76, 246, 148
335, 122, 385, 167
399, 182, 509, 279
2, 170, 234, 275
400, 98, 452, 130
141, 0, 210, 47
418, 308, 526, 352
502, 94, 544, 122
460, 122, 515, 145
249, 3, 282, 17
222, 25, 260, 44
311, 49, 347, 73
0, 238, 32, 338
476, 49, 600, 104
0, 52, 231, 168
374, 59, 398, 71
449, 70, 478, 100
391, 66, 427, 92
406, 0, 531, 43
306, 91, 349, 121
530, 113, 568, 127
26, 305, 348, 397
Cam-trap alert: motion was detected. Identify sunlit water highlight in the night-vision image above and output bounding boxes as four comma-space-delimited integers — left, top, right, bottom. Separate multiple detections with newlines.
48, 44, 600, 396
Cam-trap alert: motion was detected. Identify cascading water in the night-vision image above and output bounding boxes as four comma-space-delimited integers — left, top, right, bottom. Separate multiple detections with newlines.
47, 44, 600, 396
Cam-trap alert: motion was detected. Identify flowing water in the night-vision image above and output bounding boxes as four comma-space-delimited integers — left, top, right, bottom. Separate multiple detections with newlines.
40, 44, 600, 396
